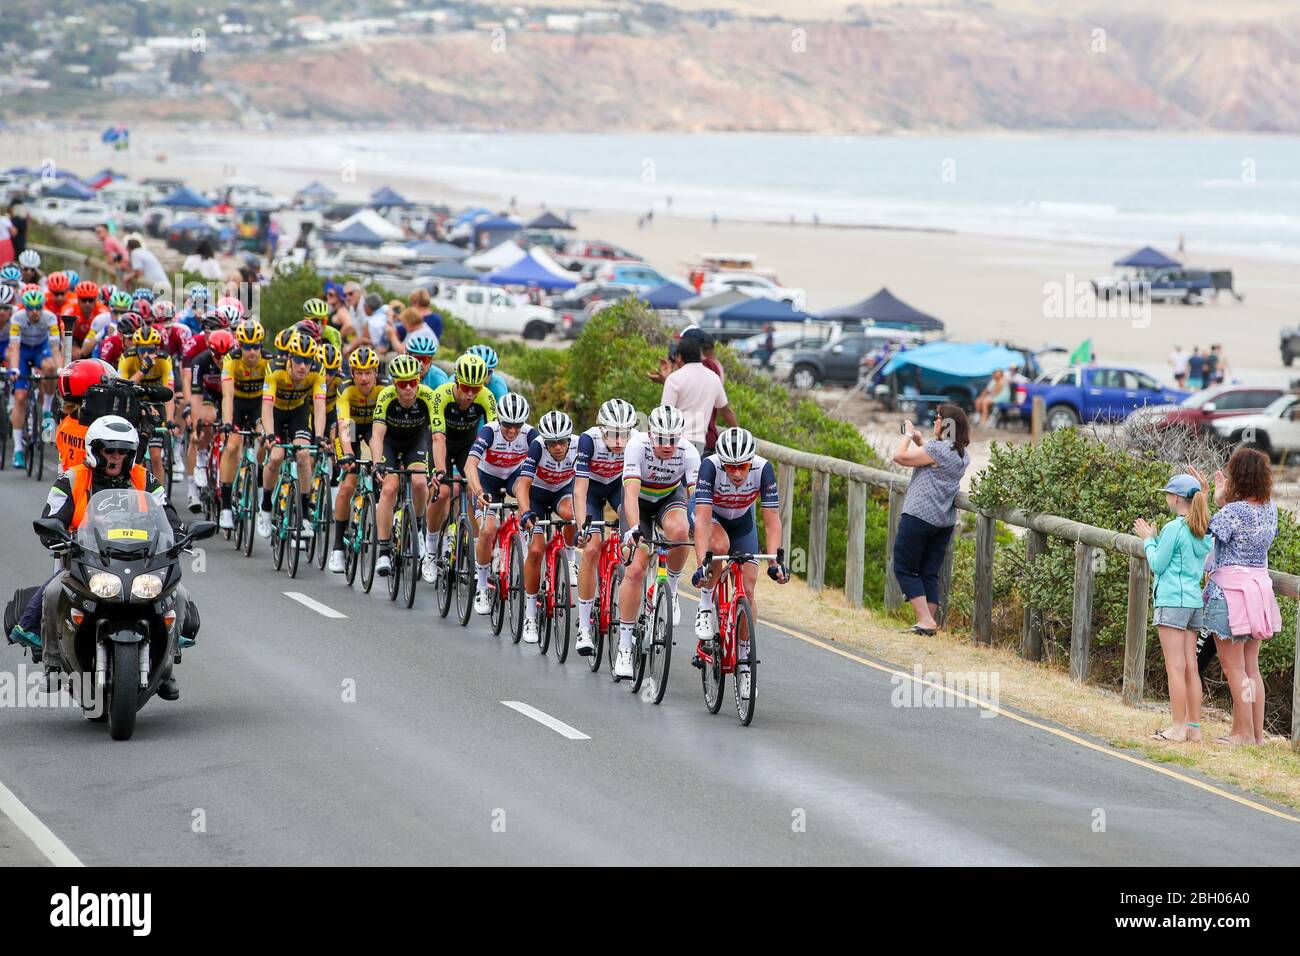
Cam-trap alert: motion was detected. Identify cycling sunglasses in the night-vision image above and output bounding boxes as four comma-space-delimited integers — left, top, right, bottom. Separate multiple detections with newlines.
650, 434, 680, 447
394, 378, 420, 389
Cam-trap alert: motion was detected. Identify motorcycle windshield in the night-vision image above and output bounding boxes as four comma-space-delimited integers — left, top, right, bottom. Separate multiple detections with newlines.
76, 488, 174, 556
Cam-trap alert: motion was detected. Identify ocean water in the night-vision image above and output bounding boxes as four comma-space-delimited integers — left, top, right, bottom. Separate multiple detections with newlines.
203, 131, 1300, 261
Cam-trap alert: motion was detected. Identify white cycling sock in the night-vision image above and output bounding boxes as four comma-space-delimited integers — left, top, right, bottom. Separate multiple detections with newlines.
40, 393, 52, 413
618, 621, 636, 652
666, 569, 680, 597
565, 546, 577, 570
475, 563, 489, 589
426, 530, 439, 554
697, 587, 714, 613
525, 592, 538, 621
578, 597, 594, 628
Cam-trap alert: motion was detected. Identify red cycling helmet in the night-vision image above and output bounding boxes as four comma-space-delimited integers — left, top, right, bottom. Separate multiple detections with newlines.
151, 299, 176, 322
296, 319, 322, 341
135, 299, 153, 322
75, 280, 99, 300
207, 328, 236, 357
46, 272, 70, 294
58, 359, 110, 401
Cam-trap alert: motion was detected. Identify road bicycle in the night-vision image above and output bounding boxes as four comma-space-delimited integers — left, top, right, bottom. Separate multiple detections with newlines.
482, 501, 523, 639
382, 466, 426, 609
0, 373, 12, 469
528, 516, 572, 662
606, 536, 688, 704
17, 366, 50, 481
433, 470, 476, 626
268, 440, 311, 577
342, 461, 378, 591
693, 551, 779, 727
584, 519, 622, 674
229, 428, 262, 558
199, 422, 226, 532
305, 440, 336, 570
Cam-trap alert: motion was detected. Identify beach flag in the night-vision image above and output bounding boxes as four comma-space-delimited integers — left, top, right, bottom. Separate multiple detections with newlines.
1069, 338, 1093, 365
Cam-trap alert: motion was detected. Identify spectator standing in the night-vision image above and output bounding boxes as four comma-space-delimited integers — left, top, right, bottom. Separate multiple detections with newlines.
1168, 345, 1189, 388
1203, 345, 1219, 388
1190, 452, 1280, 746
891, 404, 971, 635
1210, 344, 1228, 385
1187, 347, 1206, 390
661, 335, 737, 456
7, 200, 29, 259
1133, 475, 1213, 743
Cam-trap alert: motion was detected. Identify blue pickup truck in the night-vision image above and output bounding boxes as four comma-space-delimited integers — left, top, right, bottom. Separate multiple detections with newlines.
1018, 365, 1190, 431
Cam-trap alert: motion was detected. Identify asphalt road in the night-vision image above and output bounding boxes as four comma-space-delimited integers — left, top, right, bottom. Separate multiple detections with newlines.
0, 469, 1297, 866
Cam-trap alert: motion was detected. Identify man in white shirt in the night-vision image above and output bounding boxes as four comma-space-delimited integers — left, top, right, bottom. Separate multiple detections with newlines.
125, 234, 169, 289
1168, 345, 1189, 388
662, 335, 737, 454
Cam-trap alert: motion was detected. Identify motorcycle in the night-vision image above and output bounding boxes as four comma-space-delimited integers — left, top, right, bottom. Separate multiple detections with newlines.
34, 488, 215, 740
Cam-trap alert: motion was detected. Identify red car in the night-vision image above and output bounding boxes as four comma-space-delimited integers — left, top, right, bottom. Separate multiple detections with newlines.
1158, 383, 1285, 434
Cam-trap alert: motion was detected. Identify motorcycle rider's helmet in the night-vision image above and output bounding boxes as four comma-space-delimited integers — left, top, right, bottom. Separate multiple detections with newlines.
83, 416, 139, 471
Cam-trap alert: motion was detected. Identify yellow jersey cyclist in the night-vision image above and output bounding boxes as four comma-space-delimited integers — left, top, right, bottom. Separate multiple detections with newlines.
690, 427, 790, 700
327, 346, 383, 573
119, 325, 176, 490
370, 353, 436, 578
465, 391, 537, 607
317, 339, 345, 442
257, 330, 327, 539
572, 397, 641, 656
616, 404, 699, 679
425, 353, 497, 582
217, 319, 270, 530
516, 410, 580, 645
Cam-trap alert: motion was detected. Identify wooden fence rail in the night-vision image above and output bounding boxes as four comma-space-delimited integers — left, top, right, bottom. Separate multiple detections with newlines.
755, 437, 1300, 749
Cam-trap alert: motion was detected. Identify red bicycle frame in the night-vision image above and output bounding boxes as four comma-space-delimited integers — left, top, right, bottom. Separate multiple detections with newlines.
695, 554, 773, 676
487, 502, 520, 599
533, 517, 571, 620
587, 519, 622, 634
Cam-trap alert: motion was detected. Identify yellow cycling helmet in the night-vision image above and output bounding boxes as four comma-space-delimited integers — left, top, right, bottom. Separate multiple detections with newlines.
302, 297, 330, 320
387, 353, 421, 382
349, 346, 379, 371
133, 326, 163, 348
317, 340, 341, 371
273, 327, 292, 351
454, 353, 489, 387
235, 319, 265, 346
286, 330, 317, 360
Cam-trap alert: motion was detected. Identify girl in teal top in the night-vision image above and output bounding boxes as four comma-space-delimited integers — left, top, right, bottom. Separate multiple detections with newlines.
1133, 473, 1212, 743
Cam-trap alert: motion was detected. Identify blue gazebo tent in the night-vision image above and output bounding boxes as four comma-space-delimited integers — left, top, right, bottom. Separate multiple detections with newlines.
323, 220, 387, 246
370, 185, 410, 207
643, 281, 696, 309
881, 341, 1025, 378
819, 287, 944, 332
44, 179, 96, 201
405, 240, 469, 260
474, 216, 522, 246
1113, 246, 1180, 269
296, 180, 337, 201
424, 259, 480, 281
486, 252, 577, 290
706, 297, 814, 323
159, 186, 212, 208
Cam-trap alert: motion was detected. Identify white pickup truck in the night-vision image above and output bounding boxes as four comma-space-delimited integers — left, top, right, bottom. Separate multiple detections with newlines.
700, 272, 807, 310
435, 284, 557, 340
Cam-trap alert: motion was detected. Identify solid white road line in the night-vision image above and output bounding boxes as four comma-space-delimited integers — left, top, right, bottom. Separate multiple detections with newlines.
0, 777, 84, 867
501, 701, 590, 740
283, 591, 347, 619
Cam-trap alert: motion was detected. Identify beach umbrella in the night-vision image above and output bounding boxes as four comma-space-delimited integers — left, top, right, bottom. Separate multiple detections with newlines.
43, 180, 96, 201
296, 180, 337, 200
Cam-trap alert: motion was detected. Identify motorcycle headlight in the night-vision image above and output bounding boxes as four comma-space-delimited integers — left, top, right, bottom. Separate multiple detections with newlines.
88, 572, 123, 599
131, 574, 164, 600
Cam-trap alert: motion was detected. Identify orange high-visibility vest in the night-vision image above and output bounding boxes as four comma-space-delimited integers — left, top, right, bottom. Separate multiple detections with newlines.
56, 416, 88, 471
68, 463, 148, 530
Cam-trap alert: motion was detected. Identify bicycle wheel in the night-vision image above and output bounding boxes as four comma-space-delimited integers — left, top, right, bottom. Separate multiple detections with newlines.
271, 481, 288, 571
489, 546, 506, 636
344, 498, 362, 587
733, 597, 757, 726
454, 515, 473, 626
646, 583, 673, 705
238, 466, 256, 558
507, 538, 525, 644
589, 559, 608, 673
360, 496, 378, 593
305, 474, 321, 565
436, 517, 454, 618
33, 405, 45, 482
551, 552, 571, 664
161, 433, 174, 502
387, 507, 404, 602
606, 562, 624, 680
24, 400, 36, 478
401, 506, 418, 609
315, 476, 332, 570
286, 488, 302, 578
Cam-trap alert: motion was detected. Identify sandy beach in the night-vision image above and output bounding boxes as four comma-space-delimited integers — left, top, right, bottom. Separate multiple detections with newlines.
9, 126, 1297, 386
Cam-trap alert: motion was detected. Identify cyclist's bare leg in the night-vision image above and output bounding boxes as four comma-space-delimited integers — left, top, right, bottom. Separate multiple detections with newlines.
377, 473, 399, 539
220, 431, 241, 485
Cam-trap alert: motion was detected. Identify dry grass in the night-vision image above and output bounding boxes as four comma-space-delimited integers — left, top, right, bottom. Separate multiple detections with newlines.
732, 576, 1300, 811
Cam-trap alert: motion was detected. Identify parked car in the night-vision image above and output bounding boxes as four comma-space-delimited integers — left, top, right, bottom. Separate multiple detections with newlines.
593, 262, 667, 289
777, 333, 904, 389
1153, 384, 1286, 436
1019, 365, 1190, 431
700, 272, 806, 310
1093, 268, 1214, 304
435, 283, 556, 340
166, 219, 222, 255
1209, 395, 1300, 459
34, 200, 114, 230
548, 284, 635, 339
736, 326, 830, 365
554, 239, 642, 274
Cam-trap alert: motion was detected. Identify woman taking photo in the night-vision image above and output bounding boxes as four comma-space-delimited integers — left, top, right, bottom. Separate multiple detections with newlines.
891, 404, 971, 635
1190, 449, 1280, 745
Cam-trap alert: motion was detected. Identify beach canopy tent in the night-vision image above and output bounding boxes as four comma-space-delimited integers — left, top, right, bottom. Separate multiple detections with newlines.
296, 180, 337, 201
706, 297, 815, 324
43, 179, 97, 201
323, 220, 388, 246
681, 289, 750, 312
168, 216, 215, 232
486, 251, 577, 291
465, 239, 526, 272
1113, 246, 1180, 269
529, 246, 580, 281
881, 341, 1025, 379
159, 186, 213, 208
370, 185, 410, 208
525, 210, 575, 231
404, 240, 469, 260
643, 281, 698, 309
819, 287, 944, 333
333, 208, 404, 241
474, 216, 523, 246
424, 259, 480, 281
449, 206, 493, 226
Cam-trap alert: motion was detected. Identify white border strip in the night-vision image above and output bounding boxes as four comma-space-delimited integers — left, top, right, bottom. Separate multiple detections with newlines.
0, 777, 84, 866
283, 592, 347, 619
501, 701, 590, 740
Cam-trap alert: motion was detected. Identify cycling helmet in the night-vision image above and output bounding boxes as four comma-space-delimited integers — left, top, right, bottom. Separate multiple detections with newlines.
117, 312, 144, 338
597, 398, 638, 431
133, 325, 163, 349
273, 327, 292, 352
497, 392, 530, 426
302, 297, 329, 320
152, 300, 176, 322
75, 280, 99, 300
21, 289, 45, 311
405, 331, 439, 357
466, 344, 498, 371
134, 299, 153, 322
58, 359, 110, 402
647, 405, 686, 439
235, 319, 265, 346
108, 290, 133, 312
46, 272, 70, 294
317, 340, 341, 372
208, 329, 236, 358
98, 283, 117, 305
199, 310, 224, 332
537, 410, 573, 442
0, 286, 13, 307
216, 296, 245, 318
285, 330, 317, 360
295, 319, 321, 342
131, 287, 155, 303
186, 284, 209, 305
17, 250, 40, 270
83, 416, 138, 470
0, 265, 20, 284
715, 427, 756, 465
454, 353, 489, 387
387, 353, 421, 382
348, 346, 379, 372
216, 302, 242, 326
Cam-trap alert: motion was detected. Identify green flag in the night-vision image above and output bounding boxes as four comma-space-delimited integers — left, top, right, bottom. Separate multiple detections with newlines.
1069, 338, 1093, 365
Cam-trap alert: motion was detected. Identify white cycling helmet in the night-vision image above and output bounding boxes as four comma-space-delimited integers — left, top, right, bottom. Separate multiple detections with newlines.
647, 404, 686, 439
497, 392, 530, 426
0, 286, 14, 307
537, 410, 573, 442
597, 398, 637, 431
17, 250, 40, 269
715, 427, 756, 465
83, 415, 139, 469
